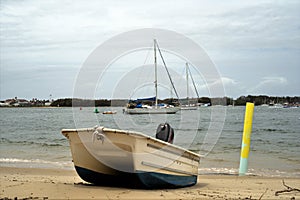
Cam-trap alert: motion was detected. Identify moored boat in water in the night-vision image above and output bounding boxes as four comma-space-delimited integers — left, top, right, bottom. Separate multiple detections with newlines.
102, 111, 117, 114
124, 39, 180, 115
180, 63, 199, 110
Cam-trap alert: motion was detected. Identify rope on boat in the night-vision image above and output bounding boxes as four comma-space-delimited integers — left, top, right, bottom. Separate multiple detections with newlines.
92, 126, 106, 144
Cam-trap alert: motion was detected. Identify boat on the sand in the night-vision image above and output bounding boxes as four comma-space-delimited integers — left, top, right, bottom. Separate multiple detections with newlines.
62, 125, 200, 188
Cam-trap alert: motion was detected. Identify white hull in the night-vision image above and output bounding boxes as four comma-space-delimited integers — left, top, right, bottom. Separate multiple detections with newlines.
62, 126, 200, 188
180, 105, 198, 110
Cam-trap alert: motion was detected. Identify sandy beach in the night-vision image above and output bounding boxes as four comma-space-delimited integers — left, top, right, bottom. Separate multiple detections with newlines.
0, 167, 299, 200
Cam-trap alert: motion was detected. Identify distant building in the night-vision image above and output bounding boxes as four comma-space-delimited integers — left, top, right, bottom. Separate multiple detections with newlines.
17, 99, 31, 106
0, 102, 10, 107
3, 98, 31, 107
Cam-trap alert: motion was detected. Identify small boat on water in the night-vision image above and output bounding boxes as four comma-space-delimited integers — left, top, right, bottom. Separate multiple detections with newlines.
102, 111, 117, 114
61, 124, 200, 188
180, 104, 198, 110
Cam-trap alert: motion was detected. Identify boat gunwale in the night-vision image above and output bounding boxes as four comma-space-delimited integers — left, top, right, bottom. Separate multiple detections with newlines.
61, 127, 201, 158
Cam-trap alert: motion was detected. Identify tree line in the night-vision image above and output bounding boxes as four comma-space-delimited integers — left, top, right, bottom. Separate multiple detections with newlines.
49, 95, 300, 107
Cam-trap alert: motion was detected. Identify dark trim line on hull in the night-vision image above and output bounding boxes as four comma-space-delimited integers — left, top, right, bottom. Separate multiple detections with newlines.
126, 111, 177, 115
74, 166, 197, 189
136, 170, 197, 188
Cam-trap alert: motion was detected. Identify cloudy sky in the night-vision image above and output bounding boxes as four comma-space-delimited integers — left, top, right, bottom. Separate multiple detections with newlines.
1, 0, 299, 100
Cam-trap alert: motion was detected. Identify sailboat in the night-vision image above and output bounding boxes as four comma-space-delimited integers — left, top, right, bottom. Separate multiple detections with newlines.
180, 63, 199, 110
125, 39, 180, 114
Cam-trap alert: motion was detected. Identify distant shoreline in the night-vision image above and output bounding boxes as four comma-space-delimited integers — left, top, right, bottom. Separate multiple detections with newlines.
1, 95, 299, 107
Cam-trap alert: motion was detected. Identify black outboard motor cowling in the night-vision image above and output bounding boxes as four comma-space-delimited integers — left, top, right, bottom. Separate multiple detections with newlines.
155, 123, 174, 144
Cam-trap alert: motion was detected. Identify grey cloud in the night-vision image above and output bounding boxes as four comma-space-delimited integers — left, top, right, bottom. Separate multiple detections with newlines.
1, 0, 299, 99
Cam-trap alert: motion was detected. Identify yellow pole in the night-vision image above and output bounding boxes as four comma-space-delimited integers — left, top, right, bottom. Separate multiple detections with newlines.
239, 102, 255, 176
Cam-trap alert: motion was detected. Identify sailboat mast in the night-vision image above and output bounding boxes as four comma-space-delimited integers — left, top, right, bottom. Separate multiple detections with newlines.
187, 63, 200, 99
154, 39, 158, 107
186, 62, 189, 105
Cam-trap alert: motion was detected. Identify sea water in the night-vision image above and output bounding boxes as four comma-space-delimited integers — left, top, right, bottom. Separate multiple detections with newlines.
0, 106, 299, 177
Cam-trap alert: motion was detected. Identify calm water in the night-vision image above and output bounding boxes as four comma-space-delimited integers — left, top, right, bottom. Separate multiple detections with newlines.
0, 106, 299, 177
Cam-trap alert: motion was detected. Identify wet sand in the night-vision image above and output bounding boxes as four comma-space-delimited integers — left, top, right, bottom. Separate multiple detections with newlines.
0, 167, 299, 199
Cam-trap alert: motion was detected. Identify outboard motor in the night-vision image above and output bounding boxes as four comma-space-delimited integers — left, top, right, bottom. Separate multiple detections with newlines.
155, 123, 174, 144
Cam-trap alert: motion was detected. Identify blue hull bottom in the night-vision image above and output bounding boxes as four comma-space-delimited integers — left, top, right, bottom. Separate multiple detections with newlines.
75, 166, 197, 189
